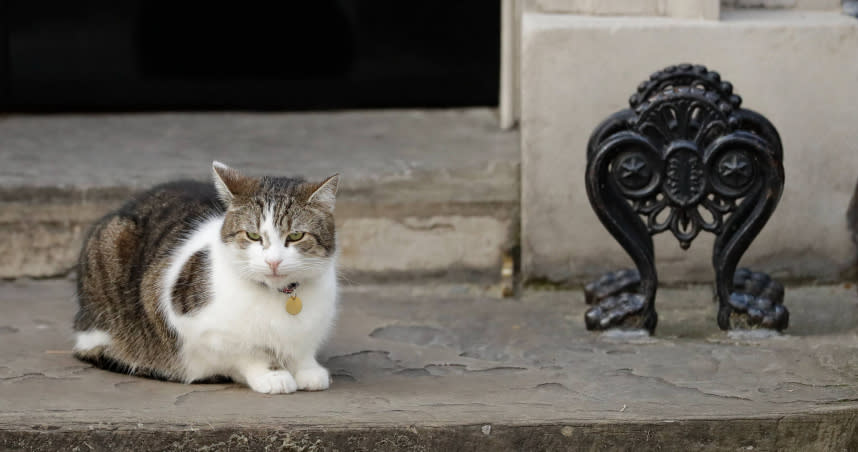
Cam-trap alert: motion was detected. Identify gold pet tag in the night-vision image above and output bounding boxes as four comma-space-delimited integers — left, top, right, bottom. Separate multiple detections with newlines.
286, 295, 303, 315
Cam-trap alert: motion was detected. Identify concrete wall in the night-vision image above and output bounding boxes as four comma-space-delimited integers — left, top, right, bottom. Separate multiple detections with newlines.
525, 0, 721, 19
722, 0, 841, 10
520, 9, 858, 285
525, 0, 840, 14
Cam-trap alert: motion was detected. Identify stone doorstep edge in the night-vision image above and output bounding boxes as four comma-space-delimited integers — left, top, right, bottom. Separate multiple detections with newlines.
0, 178, 520, 281
2, 409, 858, 450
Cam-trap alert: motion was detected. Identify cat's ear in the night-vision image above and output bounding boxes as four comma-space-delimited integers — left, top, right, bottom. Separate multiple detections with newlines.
306, 174, 339, 213
212, 161, 256, 204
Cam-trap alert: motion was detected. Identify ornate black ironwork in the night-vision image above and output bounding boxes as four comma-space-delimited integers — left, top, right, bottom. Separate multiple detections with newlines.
584, 64, 787, 334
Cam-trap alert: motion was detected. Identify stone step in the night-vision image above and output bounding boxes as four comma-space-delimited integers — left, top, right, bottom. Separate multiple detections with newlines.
2, 279, 858, 450
0, 109, 519, 282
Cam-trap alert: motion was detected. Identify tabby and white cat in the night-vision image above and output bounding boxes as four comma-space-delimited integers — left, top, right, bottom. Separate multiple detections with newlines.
73, 162, 339, 394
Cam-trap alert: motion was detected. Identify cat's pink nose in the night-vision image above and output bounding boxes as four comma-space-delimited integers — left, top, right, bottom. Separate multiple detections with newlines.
266, 259, 283, 274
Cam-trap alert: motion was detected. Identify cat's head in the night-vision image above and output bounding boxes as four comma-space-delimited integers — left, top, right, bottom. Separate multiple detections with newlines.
211, 161, 338, 288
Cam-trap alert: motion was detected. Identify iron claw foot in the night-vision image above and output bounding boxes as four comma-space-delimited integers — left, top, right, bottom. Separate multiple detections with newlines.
584, 269, 641, 304
584, 269, 656, 332
719, 268, 789, 331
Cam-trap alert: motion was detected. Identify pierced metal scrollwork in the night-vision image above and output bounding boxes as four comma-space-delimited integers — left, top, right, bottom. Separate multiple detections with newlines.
584, 64, 787, 334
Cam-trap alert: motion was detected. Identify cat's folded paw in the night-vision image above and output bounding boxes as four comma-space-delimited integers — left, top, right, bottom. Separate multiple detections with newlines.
295, 366, 331, 391
247, 370, 298, 394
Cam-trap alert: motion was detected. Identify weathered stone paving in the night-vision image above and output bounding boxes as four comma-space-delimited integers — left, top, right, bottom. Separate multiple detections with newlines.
2, 279, 858, 450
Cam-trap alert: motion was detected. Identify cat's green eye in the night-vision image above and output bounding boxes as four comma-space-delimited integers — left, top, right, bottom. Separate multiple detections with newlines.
246, 231, 261, 241
286, 232, 305, 242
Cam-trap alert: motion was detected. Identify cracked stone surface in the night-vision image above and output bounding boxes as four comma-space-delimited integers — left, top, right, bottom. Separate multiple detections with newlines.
2, 279, 858, 450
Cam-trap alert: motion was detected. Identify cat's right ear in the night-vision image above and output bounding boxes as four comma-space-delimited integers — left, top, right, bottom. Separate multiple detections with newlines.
212, 161, 255, 204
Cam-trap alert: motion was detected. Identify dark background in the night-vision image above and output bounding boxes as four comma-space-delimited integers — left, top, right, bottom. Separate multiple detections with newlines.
0, 1, 500, 111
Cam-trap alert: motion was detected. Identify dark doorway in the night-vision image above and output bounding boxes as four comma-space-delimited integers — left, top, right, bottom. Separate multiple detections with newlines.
0, 1, 500, 111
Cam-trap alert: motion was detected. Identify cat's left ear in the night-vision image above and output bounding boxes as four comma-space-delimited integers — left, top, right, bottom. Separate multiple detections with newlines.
212, 161, 257, 204
306, 174, 339, 213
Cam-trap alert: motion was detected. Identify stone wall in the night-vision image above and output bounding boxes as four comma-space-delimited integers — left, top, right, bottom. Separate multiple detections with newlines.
519, 9, 858, 285
525, 0, 721, 19
722, 0, 841, 9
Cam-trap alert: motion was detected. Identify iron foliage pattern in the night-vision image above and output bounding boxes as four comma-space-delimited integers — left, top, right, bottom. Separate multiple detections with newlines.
584, 64, 787, 333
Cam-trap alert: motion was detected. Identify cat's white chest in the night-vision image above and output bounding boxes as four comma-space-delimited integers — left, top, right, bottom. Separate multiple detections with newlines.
160, 217, 338, 382
176, 274, 337, 381
212, 276, 333, 347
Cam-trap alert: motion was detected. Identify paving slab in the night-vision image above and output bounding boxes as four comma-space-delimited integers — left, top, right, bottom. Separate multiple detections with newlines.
0, 110, 519, 281
2, 279, 858, 450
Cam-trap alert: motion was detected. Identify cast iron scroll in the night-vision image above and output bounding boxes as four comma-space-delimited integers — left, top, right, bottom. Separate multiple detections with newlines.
583, 64, 788, 334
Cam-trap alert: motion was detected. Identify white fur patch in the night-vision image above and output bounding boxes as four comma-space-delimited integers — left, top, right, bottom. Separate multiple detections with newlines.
261, 206, 280, 245
159, 213, 339, 386
74, 329, 112, 351
160, 217, 222, 324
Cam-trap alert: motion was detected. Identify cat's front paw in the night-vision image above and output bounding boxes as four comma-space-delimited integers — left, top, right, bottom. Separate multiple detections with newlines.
295, 366, 331, 391
247, 370, 298, 394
